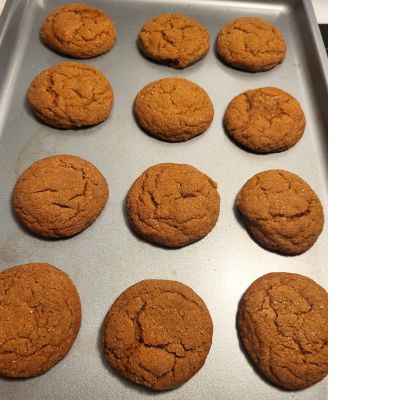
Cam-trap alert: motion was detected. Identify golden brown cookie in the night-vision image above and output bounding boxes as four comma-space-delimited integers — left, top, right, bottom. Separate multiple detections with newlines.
13, 155, 109, 238
236, 170, 324, 255
28, 62, 113, 129
0, 263, 81, 378
134, 77, 214, 142
41, 3, 117, 58
103, 279, 213, 390
138, 13, 209, 69
224, 87, 306, 153
238, 272, 328, 390
126, 163, 220, 247
217, 17, 286, 72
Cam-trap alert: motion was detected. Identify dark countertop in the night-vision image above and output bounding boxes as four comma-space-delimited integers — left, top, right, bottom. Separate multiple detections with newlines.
319, 24, 328, 54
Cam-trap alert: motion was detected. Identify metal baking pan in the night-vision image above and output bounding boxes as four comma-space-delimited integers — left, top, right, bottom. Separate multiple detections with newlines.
0, 0, 327, 399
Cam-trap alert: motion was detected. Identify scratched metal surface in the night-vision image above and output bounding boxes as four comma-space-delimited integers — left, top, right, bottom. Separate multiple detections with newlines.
0, 0, 327, 399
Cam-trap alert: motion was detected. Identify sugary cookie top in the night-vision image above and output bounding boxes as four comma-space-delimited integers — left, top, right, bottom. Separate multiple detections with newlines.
41, 2, 117, 58
139, 13, 209, 68
217, 17, 286, 72
103, 279, 213, 390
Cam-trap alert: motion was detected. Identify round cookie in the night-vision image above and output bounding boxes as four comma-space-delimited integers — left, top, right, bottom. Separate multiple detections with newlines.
126, 163, 220, 247
217, 17, 286, 72
13, 155, 109, 238
238, 272, 328, 390
28, 62, 113, 129
224, 87, 306, 153
134, 78, 214, 142
103, 279, 213, 390
0, 263, 81, 378
236, 170, 324, 255
138, 13, 209, 69
41, 3, 117, 58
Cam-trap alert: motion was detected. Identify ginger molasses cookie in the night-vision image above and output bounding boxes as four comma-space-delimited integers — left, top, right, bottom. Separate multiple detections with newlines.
13, 155, 109, 238
126, 163, 220, 247
138, 13, 209, 69
217, 17, 286, 72
0, 263, 81, 378
238, 272, 328, 390
41, 3, 117, 58
134, 77, 214, 142
28, 62, 113, 129
236, 170, 324, 255
103, 279, 213, 390
224, 87, 306, 153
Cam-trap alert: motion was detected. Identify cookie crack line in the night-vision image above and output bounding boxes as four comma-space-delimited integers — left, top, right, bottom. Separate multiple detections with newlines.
134, 304, 181, 380
28, 62, 113, 128
139, 170, 212, 225
45, 70, 109, 106
239, 273, 327, 389
103, 281, 212, 390
251, 176, 313, 222
26, 162, 90, 217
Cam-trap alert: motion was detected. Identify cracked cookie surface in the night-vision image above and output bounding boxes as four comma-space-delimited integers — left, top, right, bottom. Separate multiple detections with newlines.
28, 62, 113, 129
13, 155, 109, 238
238, 272, 328, 389
103, 279, 213, 390
41, 3, 117, 58
134, 77, 214, 142
224, 87, 306, 153
126, 163, 220, 247
0, 263, 81, 378
139, 13, 209, 69
236, 170, 324, 255
217, 17, 286, 72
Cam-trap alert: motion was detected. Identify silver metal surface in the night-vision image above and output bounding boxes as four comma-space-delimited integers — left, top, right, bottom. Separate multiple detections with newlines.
0, 1, 327, 399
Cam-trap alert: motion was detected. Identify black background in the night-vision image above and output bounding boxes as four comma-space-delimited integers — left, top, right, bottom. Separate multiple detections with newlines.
319, 24, 328, 54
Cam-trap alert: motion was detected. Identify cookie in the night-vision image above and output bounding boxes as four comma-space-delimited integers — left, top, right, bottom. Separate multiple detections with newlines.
224, 87, 306, 153
134, 78, 214, 142
238, 272, 328, 390
0, 263, 81, 378
126, 163, 220, 247
138, 13, 209, 69
41, 3, 117, 58
236, 170, 324, 255
13, 155, 109, 238
217, 17, 286, 72
28, 62, 113, 129
103, 279, 213, 390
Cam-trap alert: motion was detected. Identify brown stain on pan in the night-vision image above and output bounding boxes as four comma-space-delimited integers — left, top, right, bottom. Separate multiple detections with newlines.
14, 128, 65, 175
0, 232, 30, 265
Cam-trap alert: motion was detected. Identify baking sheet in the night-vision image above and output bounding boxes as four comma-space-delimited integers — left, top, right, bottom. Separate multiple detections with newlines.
0, 0, 328, 399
